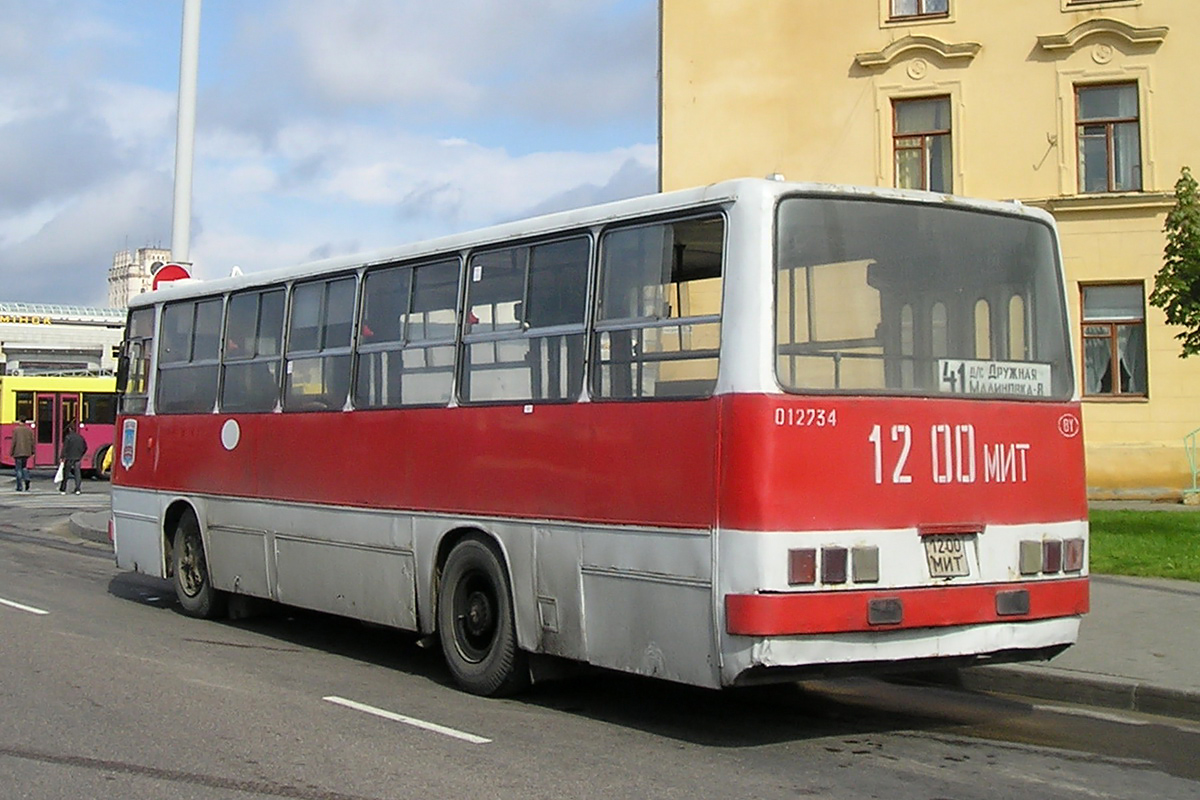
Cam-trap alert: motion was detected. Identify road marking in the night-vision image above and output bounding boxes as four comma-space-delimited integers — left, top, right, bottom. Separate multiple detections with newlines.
0, 596, 50, 615
1034, 702, 1200, 732
323, 696, 491, 744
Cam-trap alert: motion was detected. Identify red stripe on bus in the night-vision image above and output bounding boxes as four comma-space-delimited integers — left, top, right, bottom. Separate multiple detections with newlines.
724, 577, 1089, 636
114, 393, 1085, 531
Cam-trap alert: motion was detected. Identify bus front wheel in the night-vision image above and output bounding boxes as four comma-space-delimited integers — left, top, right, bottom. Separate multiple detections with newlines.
172, 512, 227, 619
437, 537, 528, 696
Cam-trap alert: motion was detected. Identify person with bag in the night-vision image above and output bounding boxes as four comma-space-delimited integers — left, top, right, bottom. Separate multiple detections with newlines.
58, 424, 87, 495
10, 418, 34, 491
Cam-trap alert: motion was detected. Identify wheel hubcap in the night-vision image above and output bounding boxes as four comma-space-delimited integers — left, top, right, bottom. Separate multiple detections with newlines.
179, 534, 205, 597
453, 572, 497, 663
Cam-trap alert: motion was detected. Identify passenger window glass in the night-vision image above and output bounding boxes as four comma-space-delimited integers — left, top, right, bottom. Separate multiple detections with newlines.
361, 266, 412, 345
462, 236, 590, 404
225, 293, 258, 360
285, 276, 357, 411
156, 299, 221, 414
193, 300, 223, 361
221, 287, 285, 413
356, 258, 460, 409
408, 260, 459, 342
289, 283, 323, 353
258, 290, 285, 356
159, 303, 194, 363
593, 216, 724, 400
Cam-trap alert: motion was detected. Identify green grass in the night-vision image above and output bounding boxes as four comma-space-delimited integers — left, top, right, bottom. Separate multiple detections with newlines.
1089, 509, 1200, 582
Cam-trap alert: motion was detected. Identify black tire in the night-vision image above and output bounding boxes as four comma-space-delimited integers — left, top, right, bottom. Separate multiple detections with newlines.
172, 511, 227, 619
93, 445, 112, 481
437, 536, 529, 696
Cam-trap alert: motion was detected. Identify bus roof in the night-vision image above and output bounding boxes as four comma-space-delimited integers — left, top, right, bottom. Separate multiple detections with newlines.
130, 177, 1056, 308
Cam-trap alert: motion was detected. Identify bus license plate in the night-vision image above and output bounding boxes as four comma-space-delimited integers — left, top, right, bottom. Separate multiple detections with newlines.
924, 535, 970, 578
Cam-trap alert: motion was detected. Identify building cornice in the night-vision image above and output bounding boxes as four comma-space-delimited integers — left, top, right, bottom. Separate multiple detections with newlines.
1036, 18, 1168, 53
854, 35, 981, 69
1021, 191, 1174, 214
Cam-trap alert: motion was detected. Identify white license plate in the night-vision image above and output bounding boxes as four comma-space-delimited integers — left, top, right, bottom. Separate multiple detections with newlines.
924, 535, 971, 578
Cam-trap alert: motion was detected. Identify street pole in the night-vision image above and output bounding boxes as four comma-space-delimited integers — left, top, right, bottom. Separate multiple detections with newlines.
171, 0, 201, 267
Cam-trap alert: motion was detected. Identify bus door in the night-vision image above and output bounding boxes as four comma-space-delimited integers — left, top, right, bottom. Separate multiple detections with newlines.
34, 393, 80, 467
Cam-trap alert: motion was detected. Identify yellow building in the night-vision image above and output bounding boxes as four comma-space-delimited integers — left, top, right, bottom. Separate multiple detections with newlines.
661, 0, 1197, 498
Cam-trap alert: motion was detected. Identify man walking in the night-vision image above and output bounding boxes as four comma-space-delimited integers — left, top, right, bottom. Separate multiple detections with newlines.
59, 424, 87, 495
10, 418, 34, 491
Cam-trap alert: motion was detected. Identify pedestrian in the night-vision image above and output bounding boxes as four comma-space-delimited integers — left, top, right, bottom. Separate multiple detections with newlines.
59, 424, 87, 495
10, 418, 34, 491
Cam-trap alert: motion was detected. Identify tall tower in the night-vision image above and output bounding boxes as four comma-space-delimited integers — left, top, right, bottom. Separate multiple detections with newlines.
108, 247, 171, 308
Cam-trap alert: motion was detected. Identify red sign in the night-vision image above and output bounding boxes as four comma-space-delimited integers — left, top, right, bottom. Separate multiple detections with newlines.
152, 263, 191, 289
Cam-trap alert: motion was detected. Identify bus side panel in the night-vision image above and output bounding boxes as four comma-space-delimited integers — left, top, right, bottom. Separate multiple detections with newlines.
111, 486, 168, 577
579, 526, 718, 688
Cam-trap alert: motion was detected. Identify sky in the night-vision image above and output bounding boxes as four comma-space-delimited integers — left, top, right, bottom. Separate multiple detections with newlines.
0, 0, 659, 307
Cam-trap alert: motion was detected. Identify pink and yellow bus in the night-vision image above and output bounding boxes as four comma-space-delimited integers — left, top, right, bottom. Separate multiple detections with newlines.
110, 178, 1087, 695
1, 374, 117, 478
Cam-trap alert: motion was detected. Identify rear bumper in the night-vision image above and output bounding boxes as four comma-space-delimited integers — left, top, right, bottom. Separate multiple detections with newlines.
725, 577, 1089, 636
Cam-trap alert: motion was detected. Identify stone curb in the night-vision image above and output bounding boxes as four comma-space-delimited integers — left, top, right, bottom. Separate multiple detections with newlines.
68, 511, 110, 545
957, 665, 1200, 723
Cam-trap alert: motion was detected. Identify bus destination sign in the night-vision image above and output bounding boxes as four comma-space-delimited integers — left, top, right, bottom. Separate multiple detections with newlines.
938, 359, 1051, 397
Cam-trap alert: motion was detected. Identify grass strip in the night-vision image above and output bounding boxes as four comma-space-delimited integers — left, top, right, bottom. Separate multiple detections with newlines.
1089, 509, 1200, 582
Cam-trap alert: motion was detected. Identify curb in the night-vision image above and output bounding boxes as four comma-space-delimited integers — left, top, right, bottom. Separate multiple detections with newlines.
68, 511, 110, 545
957, 664, 1200, 723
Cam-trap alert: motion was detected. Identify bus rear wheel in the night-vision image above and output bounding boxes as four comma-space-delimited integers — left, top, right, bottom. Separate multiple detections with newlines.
437, 536, 528, 696
172, 511, 227, 619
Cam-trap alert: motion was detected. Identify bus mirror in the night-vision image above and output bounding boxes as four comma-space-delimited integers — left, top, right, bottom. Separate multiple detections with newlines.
115, 355, 130, 392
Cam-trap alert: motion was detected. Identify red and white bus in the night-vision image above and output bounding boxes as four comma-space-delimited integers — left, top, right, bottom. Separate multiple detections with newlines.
111, 178, 1087, 695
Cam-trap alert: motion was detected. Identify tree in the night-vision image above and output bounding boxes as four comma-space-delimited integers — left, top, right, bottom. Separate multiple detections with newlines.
1150, 166, 1200, 357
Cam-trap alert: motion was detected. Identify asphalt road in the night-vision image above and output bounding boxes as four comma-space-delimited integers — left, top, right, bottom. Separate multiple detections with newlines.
2, 483, 1199, 799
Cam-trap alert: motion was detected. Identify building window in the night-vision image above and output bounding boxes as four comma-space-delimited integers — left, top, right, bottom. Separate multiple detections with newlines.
1082, 284, 1146, 397
891, 0, 949, 19
1076, 83, 1141, 193
894, 97, 952, 193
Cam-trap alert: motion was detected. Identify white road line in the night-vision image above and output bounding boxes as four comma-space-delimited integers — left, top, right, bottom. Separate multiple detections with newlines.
1033, 704, 1149, 726
323, 696, 491, 744
0, 596, 50, 615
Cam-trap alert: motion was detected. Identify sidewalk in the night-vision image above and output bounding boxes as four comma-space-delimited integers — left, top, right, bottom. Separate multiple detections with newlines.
69, 504, 1200, 720
958, 573, 1200, 721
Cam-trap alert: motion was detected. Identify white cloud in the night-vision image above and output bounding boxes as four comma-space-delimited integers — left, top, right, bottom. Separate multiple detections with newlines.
0, 0, 659, 306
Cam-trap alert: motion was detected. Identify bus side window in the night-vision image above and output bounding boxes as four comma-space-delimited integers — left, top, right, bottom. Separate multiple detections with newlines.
156, 299, 221, 414
461, 236, 590, 404
284, 276, 356, 412
355, 258, 459, 408
221, 288, 285, 413
120, 308, 156, 414
592, 215, 724, 400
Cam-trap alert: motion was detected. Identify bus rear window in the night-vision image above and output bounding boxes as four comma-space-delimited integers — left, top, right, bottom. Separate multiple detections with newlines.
775, 197, 1072, 400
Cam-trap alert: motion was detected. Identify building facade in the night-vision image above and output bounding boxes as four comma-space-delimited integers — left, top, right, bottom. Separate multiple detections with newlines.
0, 302, 125, 375
109, 247, 171, 309
661, 0, 1196, 497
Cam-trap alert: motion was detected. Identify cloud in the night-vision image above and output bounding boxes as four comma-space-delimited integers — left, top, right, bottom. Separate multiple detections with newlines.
0, 171, 172, 306
513, 157, 658, 219
229, 0, 656, 130
0, 0, 660, 308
